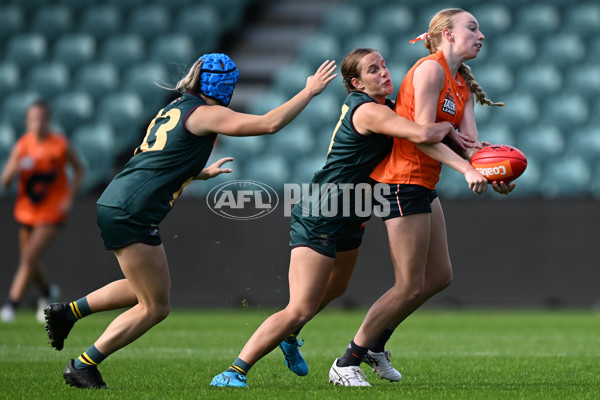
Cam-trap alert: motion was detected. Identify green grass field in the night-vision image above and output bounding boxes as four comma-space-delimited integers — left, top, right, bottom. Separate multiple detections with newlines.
1, 308, 599, 399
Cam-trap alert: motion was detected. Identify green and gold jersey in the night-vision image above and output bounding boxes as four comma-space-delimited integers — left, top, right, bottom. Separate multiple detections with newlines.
98, 92, 216, 222
294, 91, 393, 221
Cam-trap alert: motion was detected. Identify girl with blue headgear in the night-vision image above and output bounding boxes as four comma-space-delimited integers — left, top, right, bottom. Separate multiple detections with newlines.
43, 53, 337, 389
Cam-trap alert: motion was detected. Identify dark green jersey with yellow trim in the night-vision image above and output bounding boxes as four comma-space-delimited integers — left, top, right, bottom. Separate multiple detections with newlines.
293, 91, 393, 220
98, 92, 216, 222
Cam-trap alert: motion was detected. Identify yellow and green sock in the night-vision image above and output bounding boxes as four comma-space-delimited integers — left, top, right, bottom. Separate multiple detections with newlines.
66, 297, 91, 323
73, 344, 106, 370
226, 358, 251, 376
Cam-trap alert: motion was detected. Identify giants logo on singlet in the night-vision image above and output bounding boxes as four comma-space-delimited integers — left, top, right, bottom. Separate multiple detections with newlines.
441, 91, 456, 116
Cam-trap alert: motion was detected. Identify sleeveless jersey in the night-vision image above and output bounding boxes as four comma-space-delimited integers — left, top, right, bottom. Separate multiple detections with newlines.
293, 91, 393, 221
13, 132, 70, 226
97, 92, 216, 222
370, 50, 470, 189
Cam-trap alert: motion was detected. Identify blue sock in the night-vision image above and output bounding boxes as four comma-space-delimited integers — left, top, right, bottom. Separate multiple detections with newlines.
73, 344, 106, 370
226, 358, 252, 375
66, 297, 92, 323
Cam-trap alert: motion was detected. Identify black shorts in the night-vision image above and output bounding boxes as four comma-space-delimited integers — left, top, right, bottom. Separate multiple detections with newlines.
96, 205, 162, 250
289, 212, 366, 258
375, 183, 438, 221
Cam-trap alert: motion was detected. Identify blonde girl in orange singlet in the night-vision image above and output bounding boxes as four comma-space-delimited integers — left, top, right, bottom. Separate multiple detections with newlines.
329, 9, 513, 386
1, 100, 84, 323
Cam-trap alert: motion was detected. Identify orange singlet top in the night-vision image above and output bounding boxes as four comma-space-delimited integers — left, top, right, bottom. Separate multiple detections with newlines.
370, 50, 471, 189
13, 131, 70, 226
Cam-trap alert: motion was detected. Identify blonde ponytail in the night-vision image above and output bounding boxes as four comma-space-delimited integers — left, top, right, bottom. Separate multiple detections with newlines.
458, 64, 504, 107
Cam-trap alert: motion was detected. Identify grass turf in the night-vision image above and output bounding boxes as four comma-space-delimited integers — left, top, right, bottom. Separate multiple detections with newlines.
1, 308, 599, 399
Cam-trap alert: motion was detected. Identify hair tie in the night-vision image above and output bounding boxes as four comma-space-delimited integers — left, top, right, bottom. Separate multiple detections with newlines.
409, 32, 430, 44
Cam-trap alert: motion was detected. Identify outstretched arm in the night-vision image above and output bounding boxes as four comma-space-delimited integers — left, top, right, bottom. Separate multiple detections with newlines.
353, 102, 454, 144
186, 60, 338, 137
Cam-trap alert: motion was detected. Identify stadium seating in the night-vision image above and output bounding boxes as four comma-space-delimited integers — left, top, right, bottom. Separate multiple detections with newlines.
31, 5, 73, 40
273, 63, 315, 98
0, 5, 24, 41
473, 63, 514, 97
470, 4, 512, 35
100, 34, 145, 71
53, 33, 96, 69
1, 91, 41, 136
96, 91, 145, 153
563, 3, 600, 34
173, 5, 221, 52
542, 95, 589, 130
71, 123, 116, 192
149, 34, 196, 66
321, 5, 365, 37
73, 63, 119, 101
52, 91, 94, 135
79, 5, 122, 39
478, 125, 515, 147
516, 64, 562, 96
0, 122, 16, 163
269, 123, 315, 158
343, 33, 391, 62
243, 156, 290, 188
26, 62, 70, 100
123, 62, 170, 111
296, 34, 342, 69
490, 33, 537, 67
566, 64, 600, 100
127, 6, 171, 40
6, 34, 47, 69
490, 93, 539, 130
0, 0, 598, 198
542, 157, 591, 198
513, 3, 561, 37
0, 62, 20, 96
538, 33, 586, 68
568, 125, 600, 163
367, 4, 415, 42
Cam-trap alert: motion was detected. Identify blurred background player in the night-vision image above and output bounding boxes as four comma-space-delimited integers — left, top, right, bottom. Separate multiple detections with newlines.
43, 53, 337, 389
1, 100, 84, 323
329, 9, 512, 386
211, 48, 456, 388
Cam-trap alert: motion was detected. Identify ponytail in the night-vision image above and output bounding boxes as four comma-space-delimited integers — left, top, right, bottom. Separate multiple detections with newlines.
458, 63, 504, 107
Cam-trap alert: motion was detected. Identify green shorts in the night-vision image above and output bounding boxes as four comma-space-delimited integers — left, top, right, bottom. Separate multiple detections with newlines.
289, 211, 367, 258
96, 205, 162, 250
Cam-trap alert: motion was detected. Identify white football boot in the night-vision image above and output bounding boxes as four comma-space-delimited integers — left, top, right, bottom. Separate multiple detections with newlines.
329, 359, 371, 386
1, 304, 15, 323
36, 284, 60, 323
363, 350, 402, 382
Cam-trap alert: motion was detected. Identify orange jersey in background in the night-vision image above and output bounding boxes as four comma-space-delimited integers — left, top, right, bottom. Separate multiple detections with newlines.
370, 50, 471, 189
14, 132, 70, 226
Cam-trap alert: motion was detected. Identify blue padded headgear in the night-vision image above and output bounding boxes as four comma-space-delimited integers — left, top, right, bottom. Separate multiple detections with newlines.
198, 53, 239, 106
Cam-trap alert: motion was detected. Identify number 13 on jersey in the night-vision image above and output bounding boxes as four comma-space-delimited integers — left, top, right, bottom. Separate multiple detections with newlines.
136, 108, 182, 154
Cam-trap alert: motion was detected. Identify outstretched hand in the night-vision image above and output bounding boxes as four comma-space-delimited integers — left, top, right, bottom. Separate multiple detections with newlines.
195, 157, 234, 180
305, 60, 338, 97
